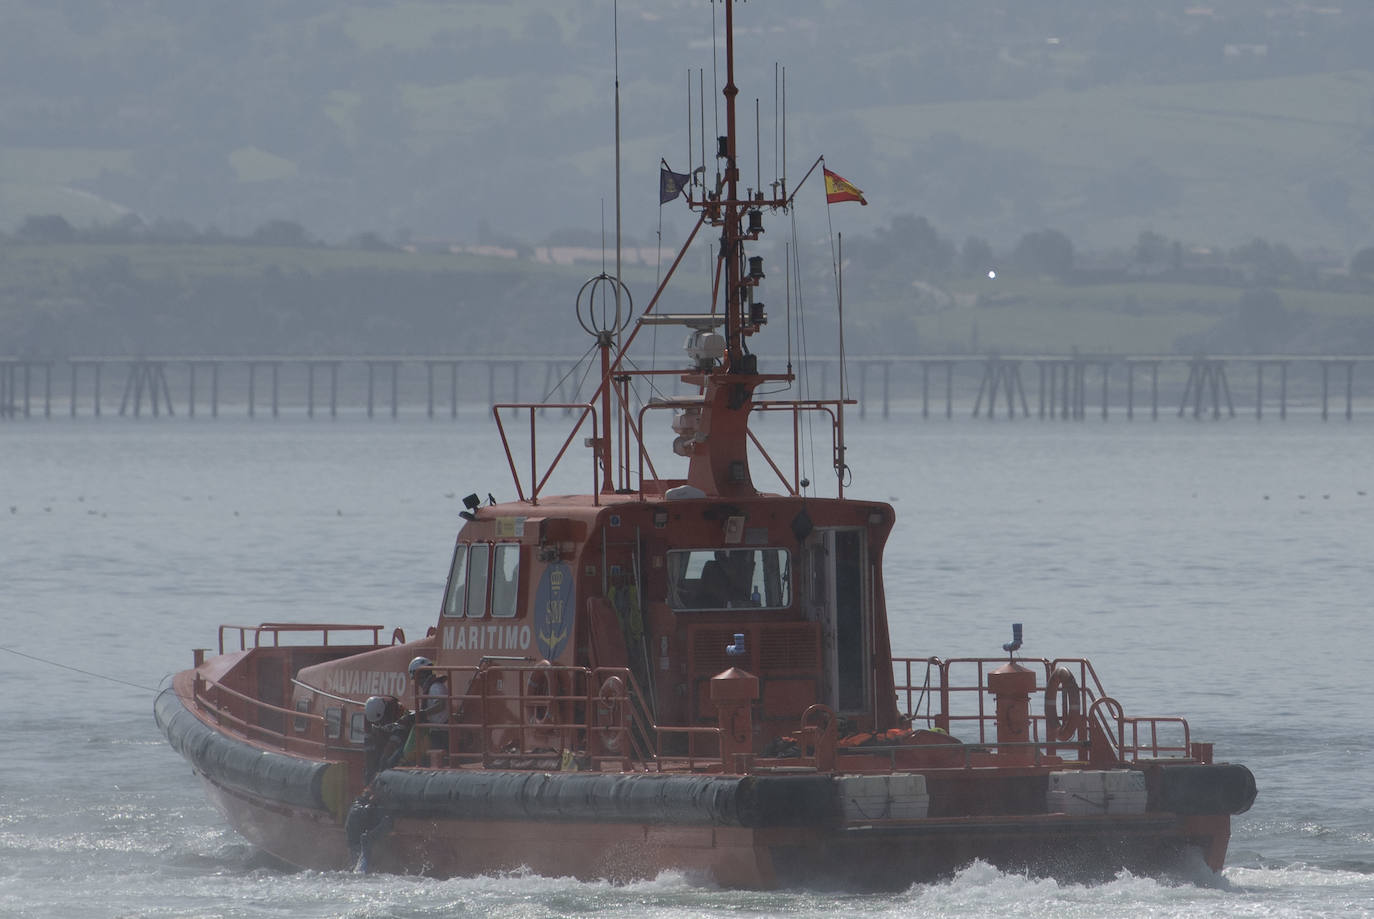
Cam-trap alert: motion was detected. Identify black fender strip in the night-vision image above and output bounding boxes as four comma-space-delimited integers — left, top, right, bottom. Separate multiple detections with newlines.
371, 769, 837, 828
155, 687, 338, 813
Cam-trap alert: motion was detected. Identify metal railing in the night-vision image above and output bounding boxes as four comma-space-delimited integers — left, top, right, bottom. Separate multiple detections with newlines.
189, 639, 1195, 776
193, 671, 329, 756
492, 379, 858, 502
217, 622, 390, 654
492, 403, 601, 504
411, 660, 728, 771
892, 656, 1192, 762
193, 622, 401, 756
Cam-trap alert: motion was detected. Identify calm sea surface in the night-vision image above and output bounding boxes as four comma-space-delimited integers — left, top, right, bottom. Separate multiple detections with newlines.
3, 412, 1372, 918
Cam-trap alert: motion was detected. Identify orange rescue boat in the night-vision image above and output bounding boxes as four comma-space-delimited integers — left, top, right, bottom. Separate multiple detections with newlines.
156, 0, 1254, 888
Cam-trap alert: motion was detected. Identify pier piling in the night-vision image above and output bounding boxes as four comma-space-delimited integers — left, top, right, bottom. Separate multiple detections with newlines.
7, 352, 1371, 424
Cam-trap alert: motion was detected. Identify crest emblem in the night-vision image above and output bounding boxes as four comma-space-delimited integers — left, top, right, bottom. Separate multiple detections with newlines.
534, 562, 574, 660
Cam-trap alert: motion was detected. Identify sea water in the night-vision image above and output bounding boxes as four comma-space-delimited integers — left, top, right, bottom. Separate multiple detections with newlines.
2, 412, 1372, 918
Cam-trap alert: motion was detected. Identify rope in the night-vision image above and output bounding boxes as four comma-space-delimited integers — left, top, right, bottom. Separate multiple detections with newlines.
0, 644, 162, 694
541, 339, 600, 403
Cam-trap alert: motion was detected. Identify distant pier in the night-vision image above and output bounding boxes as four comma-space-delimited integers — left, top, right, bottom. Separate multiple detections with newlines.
1, 353, 1371, 422
854, 353, 1370, 422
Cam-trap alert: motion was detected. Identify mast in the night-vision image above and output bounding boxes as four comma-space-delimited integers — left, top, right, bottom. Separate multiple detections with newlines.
578, 0, 797, 500
609, 0, 623, 491
499, 0, 852, 505
722, 0, 742, 367
673, 0, 784, 498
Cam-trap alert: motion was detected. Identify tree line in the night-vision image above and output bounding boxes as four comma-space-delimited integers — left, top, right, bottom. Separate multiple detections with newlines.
3, 209, 1373, 359
11, 211, 1374, 287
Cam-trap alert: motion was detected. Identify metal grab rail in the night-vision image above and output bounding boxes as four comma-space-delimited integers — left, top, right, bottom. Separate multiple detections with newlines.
891, 656, 1192, 762
1086, 697, 1190, 761
1048, 658, 1191, 761
217, 622, 386, 654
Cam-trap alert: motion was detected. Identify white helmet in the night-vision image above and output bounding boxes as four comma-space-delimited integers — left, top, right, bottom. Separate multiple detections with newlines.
408, 656, 434, 677
363, 695, 390, 725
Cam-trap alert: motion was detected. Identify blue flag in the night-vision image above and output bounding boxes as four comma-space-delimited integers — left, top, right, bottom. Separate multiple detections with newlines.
660, 167, 690, 204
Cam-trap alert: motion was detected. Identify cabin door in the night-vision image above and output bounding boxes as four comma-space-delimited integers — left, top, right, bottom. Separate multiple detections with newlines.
810, 527, 869, 716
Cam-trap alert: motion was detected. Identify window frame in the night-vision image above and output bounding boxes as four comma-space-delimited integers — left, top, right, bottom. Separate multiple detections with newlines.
466, 543, 492, 619
442, 544, 471, 618
666, 546, 792, 612
491, 543, 520, 618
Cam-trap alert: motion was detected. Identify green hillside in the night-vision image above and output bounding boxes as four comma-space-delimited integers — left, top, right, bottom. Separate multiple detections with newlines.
3, 236, 1371, 358
4, 1, 1374, 254
848, 70, 1374, 252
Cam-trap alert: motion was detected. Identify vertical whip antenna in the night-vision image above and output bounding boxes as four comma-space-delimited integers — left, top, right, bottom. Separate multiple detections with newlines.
686, 70, 694, 189
781, 65, 788, 200
755, 98, 762, 195
772, 64, 781, 199
711, 1, 720, 152
699, 69, 706, 190
613, 0, 623, 351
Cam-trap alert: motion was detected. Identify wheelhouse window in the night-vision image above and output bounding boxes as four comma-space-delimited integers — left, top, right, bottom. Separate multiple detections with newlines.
443, 543, 513, 618
442, 545, 470, 617
467, 543, 491, 618
667, 548, 791, 611
491, 544, 520, 618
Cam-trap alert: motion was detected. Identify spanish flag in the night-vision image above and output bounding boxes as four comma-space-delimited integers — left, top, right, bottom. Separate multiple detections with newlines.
823, 167, 867, 206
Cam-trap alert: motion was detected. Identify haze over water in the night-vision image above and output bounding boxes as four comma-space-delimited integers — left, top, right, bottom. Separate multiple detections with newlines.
3, 413, 1372, 917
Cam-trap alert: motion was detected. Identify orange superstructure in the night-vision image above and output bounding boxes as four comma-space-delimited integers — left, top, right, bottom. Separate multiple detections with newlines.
156, 0, 1254, 888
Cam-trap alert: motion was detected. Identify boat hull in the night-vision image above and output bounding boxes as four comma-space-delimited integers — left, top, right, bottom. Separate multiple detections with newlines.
157, 683, 1247, 888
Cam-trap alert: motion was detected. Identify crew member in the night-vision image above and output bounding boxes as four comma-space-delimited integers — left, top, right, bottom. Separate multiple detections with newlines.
362, 695, 414, 783
408, 656, 450, 753
348, 696, 414, 871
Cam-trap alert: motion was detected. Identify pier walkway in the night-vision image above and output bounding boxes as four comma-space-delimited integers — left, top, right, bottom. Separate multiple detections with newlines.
1, 353, 1371, 422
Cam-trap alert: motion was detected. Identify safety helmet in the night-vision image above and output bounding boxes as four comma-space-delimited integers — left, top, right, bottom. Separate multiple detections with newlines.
408, 656, 434, 677
363, 695, 389, 724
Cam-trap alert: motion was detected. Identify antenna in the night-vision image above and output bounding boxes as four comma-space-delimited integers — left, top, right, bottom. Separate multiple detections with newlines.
781, 65, 787, 200
755, 98, 762, 195
838, 232, 845, 401
711, 1, 720, 148
613, 0, 623, 349
699, 69, 706, 190
686, 70, 694, 192
772, 64, 780, 200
